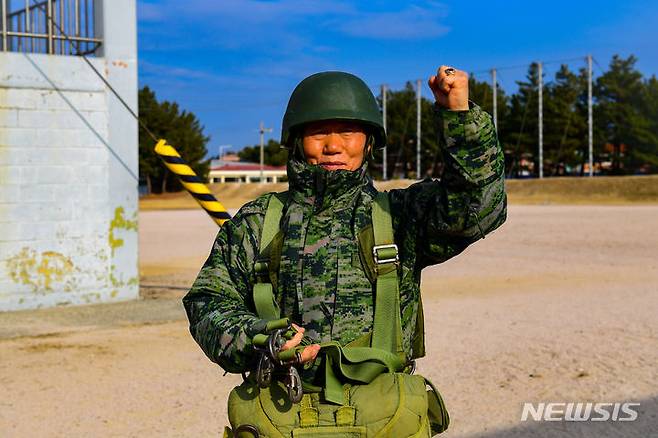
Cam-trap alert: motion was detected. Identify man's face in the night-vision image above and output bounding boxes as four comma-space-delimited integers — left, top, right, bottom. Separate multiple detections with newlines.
302, 120, 368, 171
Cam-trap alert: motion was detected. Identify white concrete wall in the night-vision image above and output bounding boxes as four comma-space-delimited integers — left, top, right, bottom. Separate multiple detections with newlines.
0, 1, 138, 310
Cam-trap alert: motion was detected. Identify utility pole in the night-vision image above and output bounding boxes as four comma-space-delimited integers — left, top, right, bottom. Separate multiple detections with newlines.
587, 54, 594, 177
416, 79, 421, 179
381, 84, 388, 181
259, 121, 272, 182
491, 68, 498, 131
218, 144, 232, 161
538, 62, 543, 179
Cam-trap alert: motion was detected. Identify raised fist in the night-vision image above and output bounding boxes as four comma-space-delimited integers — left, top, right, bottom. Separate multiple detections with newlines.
428, 66, 469, 111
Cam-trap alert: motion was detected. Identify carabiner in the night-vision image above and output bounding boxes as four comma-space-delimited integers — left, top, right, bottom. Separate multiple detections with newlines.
286, 365, 303, 403
256, 354, 273, 388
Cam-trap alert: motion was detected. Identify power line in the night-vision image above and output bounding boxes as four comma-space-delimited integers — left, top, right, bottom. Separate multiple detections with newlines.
472, 55, 588, 75
592, 57, 607, 75
472, 63, 533, 74
542, 56, 588, 66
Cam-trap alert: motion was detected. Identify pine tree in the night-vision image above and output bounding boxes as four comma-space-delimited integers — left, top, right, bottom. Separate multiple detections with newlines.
468, 75, 510, 174
138, 86, 210, 193
505, 63, 541, 177
543, 64, 586, 175
594, 55, 653, 174
238, 139, 288, 166
373, 82, 438, 179
637, 75, 658, 172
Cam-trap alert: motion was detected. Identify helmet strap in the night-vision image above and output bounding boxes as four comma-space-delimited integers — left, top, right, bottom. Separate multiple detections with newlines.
292, 135, 306, 161
366, 134, 376, 161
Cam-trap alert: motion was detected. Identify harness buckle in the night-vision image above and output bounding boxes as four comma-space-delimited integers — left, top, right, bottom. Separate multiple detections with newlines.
372, 243, 399, 266
254, 259, 270, 282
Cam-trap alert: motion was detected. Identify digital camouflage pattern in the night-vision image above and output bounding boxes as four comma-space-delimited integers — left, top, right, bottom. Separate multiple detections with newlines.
183, 103, 506, 376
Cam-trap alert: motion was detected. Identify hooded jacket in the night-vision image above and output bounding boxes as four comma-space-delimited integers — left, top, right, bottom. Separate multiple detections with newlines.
183, 103, 506, 374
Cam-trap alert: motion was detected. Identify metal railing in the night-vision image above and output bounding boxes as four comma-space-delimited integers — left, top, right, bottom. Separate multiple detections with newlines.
1, 0, 102, 55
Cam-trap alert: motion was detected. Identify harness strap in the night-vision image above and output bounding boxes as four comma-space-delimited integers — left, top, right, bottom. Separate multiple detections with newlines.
322, 193, 405, 404
371, 192, 404, 357
260, 193, 284, 255
322, 341, 404, 404
251, 191, 405, 405
253, 193, 286, 321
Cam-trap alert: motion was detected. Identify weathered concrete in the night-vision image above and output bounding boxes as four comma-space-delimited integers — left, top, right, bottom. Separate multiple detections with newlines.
0, 1, 138, 311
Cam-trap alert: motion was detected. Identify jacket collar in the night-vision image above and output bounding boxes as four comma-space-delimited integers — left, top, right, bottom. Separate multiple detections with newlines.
287, 158, 372, 212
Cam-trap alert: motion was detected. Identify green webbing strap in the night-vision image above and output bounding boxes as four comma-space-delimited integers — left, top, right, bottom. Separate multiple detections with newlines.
260, 193, 284, 255
253, 193, 285, 321
321, 192, 405, 404
299, 394, 319, 427
253, 284, 279, 321
321, 341, 404, 404
251, 191, 406, 405
370, 192, 404, 356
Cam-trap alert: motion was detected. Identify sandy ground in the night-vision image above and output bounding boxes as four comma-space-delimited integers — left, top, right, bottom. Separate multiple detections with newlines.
139, 175, 658, 210
1, 205, 658, 437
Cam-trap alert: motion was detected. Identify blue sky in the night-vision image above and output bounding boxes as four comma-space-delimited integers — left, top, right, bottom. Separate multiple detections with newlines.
137, 0, 658, 156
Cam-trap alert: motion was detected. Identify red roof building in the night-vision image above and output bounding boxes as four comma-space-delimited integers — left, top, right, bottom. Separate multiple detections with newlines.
208, 162, 286, 183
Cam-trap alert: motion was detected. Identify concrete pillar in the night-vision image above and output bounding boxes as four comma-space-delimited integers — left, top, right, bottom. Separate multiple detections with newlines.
96, 0, 139, 302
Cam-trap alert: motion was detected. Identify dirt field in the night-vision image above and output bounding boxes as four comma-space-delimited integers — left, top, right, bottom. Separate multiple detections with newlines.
139, 175, 658, 210
1, 204, 658, 437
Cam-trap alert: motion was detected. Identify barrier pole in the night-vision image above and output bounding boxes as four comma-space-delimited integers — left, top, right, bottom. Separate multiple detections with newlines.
154, 139, 231, 226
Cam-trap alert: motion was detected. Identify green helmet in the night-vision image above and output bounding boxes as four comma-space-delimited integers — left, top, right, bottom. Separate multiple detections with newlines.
281, 71, 386, 149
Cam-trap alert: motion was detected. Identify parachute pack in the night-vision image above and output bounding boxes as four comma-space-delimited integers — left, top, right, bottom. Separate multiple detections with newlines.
224, 192, 449, 438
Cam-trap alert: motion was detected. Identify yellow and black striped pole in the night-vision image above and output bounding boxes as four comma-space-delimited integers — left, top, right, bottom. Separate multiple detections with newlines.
154, 139, 231, 226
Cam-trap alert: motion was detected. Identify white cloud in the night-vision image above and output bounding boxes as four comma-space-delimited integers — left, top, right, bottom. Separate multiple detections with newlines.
137, 1, 452, 82
138, 0, 351, 24
138, 0, 450, 41
334, 3, 450, 40
137, 2, 167, 21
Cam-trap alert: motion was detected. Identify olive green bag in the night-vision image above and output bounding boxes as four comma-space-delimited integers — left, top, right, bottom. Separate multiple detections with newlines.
225, 193, 449, 438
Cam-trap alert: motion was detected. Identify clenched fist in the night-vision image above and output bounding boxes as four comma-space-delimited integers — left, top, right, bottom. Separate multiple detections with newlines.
428, 65, 469, 111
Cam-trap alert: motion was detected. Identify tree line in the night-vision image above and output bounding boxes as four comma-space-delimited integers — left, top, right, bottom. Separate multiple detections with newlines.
376, 54, 657, 179
138, 86, 210, 194
138, 54, 657, 192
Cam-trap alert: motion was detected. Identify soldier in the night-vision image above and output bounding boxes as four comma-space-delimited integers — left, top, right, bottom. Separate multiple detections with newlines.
183, 66, 506, 436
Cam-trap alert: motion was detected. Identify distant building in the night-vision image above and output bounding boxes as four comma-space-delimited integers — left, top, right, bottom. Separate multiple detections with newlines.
219, 153, 240, 162
208, 161, 286, 183
0, 1, 138, 310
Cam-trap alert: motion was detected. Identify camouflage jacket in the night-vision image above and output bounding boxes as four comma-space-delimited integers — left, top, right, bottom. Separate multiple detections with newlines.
183, 103, 506, 374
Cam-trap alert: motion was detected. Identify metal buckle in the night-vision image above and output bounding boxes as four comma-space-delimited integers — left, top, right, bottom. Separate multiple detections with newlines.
253, 259, 270, 282
372, 243, 399, 265
233, 424, 260, 437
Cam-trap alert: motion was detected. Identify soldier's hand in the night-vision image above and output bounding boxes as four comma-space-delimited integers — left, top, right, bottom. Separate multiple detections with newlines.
281, 324, 320, 363
428, 65, 469, 111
